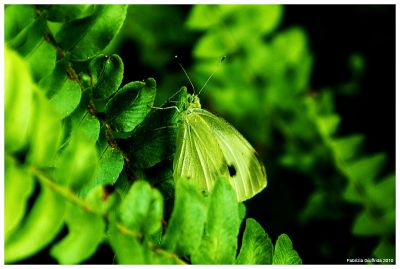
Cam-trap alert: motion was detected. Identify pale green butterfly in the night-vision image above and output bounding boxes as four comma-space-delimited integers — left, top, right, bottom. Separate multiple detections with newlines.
172, 57, 267, 202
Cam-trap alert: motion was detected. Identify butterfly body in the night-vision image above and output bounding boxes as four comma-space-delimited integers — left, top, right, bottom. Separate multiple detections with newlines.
173, 93, 267, 202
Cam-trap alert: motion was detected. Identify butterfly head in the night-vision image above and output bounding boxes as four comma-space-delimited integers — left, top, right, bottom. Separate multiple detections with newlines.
185, 93, 201, 110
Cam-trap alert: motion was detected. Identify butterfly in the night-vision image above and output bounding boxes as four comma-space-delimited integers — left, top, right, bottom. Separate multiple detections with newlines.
173, 92, 267, 202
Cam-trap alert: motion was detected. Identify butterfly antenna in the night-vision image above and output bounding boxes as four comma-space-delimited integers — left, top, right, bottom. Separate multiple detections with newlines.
175, 55, 196, 94
198, 56, 226, 95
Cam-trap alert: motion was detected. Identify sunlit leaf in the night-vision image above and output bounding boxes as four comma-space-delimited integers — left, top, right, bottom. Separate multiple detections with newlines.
162, 178, 207, 257
272, 234, 302, 264
5, 46, 34, 153
39, 58, 82, 118
236, 218, 273, 264
5, 182, 66, 263
56, 5, 128, 61
106, 78, 156, 134
46, 4, 96, 22
50, 203, 105, 264
4, 156, 35, 242
192, 178, 241, 264
89, 54, 124, 99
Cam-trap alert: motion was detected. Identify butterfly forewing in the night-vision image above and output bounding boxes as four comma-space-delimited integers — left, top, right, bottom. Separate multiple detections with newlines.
173, 110, 230, 192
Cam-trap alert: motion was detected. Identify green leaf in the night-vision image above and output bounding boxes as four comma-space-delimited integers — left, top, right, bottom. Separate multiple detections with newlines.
26, 90, 63, 167
162, 178, 207, 256
316, 115, 341, 137
54, 130, 99, 191
106, 78, 156, 134
352, 209, 395, 237
119, 180, 164, 235
373, 239, 395, 260
50, 203, 105, 264
193, 29, 230, 58
89, 54, 124, 99
5, 181, 66, 263
237, 218, 273, 264
119, 87, 186, 168
85, 185, 119, 215
4, 156, 35, 242
5, 46, 35, 153
5, 5, 35, 41
331, 134, 364, 162
46, 4, 96, 22
39, 58, 82, 118
79, 128, 124, 195
344, 153, 386, 184
366, 174, 395, 210
56, 5, 128, 61
272, 234, 302, 264
108, 222, 146, 264
7, 13, 47, 57
192, 178, 241, 264
25, 39, 57, 82
185, 5, 220, 30
67, 90, 100, 144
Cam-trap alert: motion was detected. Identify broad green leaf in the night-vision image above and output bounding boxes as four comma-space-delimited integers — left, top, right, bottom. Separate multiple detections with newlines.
316, 115, 341, 137
106, 79, 156, 134
25, 39, 57, 82
193, 29, 230, 58
331, 134, 364, 162
119, 87, 186, 168
237, 218, 273, 264
108, 222, 146, 264
89, 54, 124, 99
5, 5, 35, 41
39, 58, 82, 118
46, 4, 96, 22
4, 156, 35, 242
366, 174, 395, 210
352, 209, 395, 237
192, 178, 241, 264
26, 89, 63, 167
79, 128, 124, 195
185, 5, 220, 30
7, 14, 47, 56
5, 46, 34, 153
50, 203, 105, 264
221, 5, 283, 38
67, 90, 100, 144
162, 178, 207, 256
272, 234, 302, 264
5, 181, 66, 263
85, 185, 119, 215
119, 181, 164, 235
54, 130, 99, 191
56, 5, 128, 61
344, 153, 386, 184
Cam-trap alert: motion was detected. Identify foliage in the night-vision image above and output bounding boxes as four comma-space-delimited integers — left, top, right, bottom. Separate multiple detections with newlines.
4, 4, 302, 264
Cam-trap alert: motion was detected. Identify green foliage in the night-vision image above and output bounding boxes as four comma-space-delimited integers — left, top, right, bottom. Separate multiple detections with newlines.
272, 234, 302, 264
5, 5, 301, 264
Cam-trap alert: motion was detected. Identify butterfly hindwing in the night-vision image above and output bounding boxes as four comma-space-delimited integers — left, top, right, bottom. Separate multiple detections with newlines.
195, 109, 267, 201
173, 110, 230, 192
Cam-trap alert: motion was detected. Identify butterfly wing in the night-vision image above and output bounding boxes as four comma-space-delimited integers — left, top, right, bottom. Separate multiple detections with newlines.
173, 110, 230, 192
174, 108, 267, 202
195, 109, 267, 201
